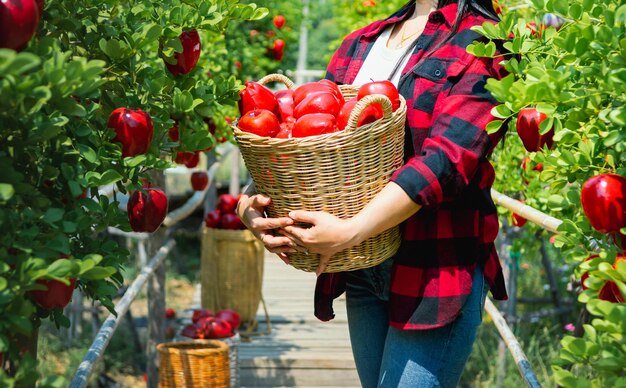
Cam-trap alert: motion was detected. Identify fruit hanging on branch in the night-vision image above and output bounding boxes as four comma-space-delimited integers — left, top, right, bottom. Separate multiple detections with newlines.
108, 108, 154, 157
190, 171, 209, 191
163, 29, 201, 76
581, 173, 626, 234
273, 15, 285, 29
0, 0, 41, 51
127, 188, 168, 233
516, 107, 554, 152
30, 277, 77, 310
272, 38, 285, 61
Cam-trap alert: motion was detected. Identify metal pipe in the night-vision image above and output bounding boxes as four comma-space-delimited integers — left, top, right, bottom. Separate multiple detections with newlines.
69, 239, 176, 388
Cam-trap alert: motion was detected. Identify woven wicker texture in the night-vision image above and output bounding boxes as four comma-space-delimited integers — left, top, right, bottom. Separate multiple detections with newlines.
157, 340, 230, 387
233, 74, 406, 273
201, 227, 265, 324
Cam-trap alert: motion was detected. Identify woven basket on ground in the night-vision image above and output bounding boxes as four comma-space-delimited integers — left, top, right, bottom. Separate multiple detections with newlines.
157, 340, 229, 387
201, 227, 265, 326
232, 73, 406, 273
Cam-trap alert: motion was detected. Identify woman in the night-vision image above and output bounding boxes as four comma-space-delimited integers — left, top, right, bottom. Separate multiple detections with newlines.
236, 0, 509, 386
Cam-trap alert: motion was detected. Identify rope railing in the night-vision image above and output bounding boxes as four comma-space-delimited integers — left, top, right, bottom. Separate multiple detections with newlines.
69, 239, 176, 388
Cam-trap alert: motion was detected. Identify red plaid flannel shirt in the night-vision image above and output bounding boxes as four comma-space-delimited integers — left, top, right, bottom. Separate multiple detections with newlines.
315, 2, 508, 329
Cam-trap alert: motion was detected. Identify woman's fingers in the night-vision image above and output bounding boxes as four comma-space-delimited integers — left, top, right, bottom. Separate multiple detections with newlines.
316, 254, 331, 277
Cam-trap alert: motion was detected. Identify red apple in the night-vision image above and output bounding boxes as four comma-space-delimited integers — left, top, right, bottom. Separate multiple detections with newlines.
204, 209, 221, 228
357, 80, 400, 112
238, 81, 279, 117
220, 213, 245, 230
238, 109, 280, 138
198, 317, 233, 339
181, 323, 204, 339
191, 308, 214, 323
512, 213, 527, 227
336, 97, 384, 130
216, 309, 241, 330
30, 277, 77, 310
168, 124, 179, 142
275, 89, 294, 123
272, 39, 285, 61
217, 194, 238, 214
294, 92, 341, 118
127, 188, 168, 233
273, 15, 286, 29
164, 29, 201, 76
190, 171, 208, 191
0, 0, 40, 51
581, 173, 626, 233
516, 108, 554, 152
108, 108, 154, 157
165, 307, 176, 319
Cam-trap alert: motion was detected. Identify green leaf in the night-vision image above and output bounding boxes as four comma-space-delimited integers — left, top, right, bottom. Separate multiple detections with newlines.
80, 266, 117, 281
43, 208, 64, 225
98, 170, 123, 186
77, 144, 98, 163
485, 120, 504, 134
47, 259, 77, 278
0, 183, 15, 201
124, 155, 147, 168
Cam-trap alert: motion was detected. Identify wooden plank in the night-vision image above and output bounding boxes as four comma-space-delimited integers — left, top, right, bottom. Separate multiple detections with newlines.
240, 368, 360, 387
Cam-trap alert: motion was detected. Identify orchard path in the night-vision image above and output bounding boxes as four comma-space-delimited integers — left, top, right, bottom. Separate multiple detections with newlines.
239, 251, 360, 387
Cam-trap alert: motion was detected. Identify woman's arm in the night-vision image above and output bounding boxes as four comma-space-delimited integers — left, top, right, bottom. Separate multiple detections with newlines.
236, 182, 300, 263
282, 181, 421, 275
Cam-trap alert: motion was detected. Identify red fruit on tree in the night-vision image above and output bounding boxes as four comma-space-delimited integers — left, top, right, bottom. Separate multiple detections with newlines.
336, 97, 384, 130
292, 113, 336, 138
165, 307, 176, 319
357, 80, 400, 112
191, 308, 214, 323
0, 0, 40, 51
175, 151, 200, 168
581, 173, 626, 233
294, 92, 341, 118
190, 171, 209, 191
108, 108, 154, 157
127, 188, 168, 233
238, 109, 280, 138
30, 277, 77, 310
273, 15, 286, 29
516, 108, 554, 152
205, 116, 217, 135
512, 213, 528, 227
272, 39, 285, 61
164, 29, 201, 76
238, 81, 279, 117
275, 89, 294, 123
204, 209, 221, 228
216, 309, 241, 330
362, 0, 376, 6
168, 124, 179, 142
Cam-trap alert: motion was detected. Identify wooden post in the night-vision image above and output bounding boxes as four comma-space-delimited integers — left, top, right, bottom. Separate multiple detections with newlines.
229, 147, 241, 196
146, 235, 166, 388
537, 231, 566, 326
205, 150, 217, 216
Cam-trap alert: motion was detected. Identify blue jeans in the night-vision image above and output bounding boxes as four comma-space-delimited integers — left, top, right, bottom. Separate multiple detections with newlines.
345, 260, 489, 388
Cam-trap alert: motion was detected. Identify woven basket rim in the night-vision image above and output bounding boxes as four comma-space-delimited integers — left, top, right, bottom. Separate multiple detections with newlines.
157, 339, 229, 355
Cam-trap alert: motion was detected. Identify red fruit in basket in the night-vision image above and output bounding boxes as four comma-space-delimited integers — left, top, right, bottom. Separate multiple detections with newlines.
292, 113, 336, 138
275, 123, 293, 138
357, 80, 400, 112
217, 194, 239, 214
238, 109, 280, 138
191, 308, 214, 323
294, 92, 341, 118
275, 89, 294, 122
191, 171, 209, 191
216, 309, 241, 330
0, 0, 40, 51
204, 209, 221, 228
108, 108, 154, 157
293, 80, 344, 107
238, 81, 279, 117
127, 188, 168, 233
336, 97, 384, 130
273, 15, 286, 29
181, 323, 205, 339
199, 317, 233, 339
220, 213, 245, 230
164, 29, 201, 76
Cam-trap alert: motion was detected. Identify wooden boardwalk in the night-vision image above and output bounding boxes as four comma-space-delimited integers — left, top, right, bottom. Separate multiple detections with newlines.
238, 252, 360, 387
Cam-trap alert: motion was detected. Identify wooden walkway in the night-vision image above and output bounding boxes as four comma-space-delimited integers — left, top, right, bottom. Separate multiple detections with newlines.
238, 251, 360, 387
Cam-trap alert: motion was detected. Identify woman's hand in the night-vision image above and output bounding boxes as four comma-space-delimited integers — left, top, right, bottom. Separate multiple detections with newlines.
237, 192, 298, 263
281, 211, 361, 276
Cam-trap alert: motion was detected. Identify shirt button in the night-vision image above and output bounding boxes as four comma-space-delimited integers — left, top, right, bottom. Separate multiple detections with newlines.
434, 69, 442, 77
430, 13, 443, 23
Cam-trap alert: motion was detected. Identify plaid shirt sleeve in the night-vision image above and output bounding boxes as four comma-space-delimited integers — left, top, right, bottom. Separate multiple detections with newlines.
391, 54, 505, 208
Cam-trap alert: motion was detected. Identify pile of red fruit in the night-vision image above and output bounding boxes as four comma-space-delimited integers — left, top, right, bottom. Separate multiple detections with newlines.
236, 79, 400, 139
181, 308, 240, 339
204, 194, 245, 230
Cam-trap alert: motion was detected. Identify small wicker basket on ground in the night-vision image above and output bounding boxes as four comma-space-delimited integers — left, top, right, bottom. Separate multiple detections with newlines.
201, 227, 265, 326
157, 340, 229, 387
232, 74, 406, 273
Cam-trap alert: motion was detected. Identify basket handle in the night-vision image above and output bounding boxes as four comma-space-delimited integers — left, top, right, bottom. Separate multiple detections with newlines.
345, 94, 393, 132
257, 73, 296, 90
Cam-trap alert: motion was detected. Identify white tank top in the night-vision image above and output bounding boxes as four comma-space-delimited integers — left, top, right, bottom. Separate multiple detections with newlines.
352, 26, 415, 87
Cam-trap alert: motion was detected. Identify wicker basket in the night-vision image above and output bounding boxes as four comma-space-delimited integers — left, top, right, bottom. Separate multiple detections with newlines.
201, 227, 265, 325
157, 340, 229, 387
232, 74, 406, 273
